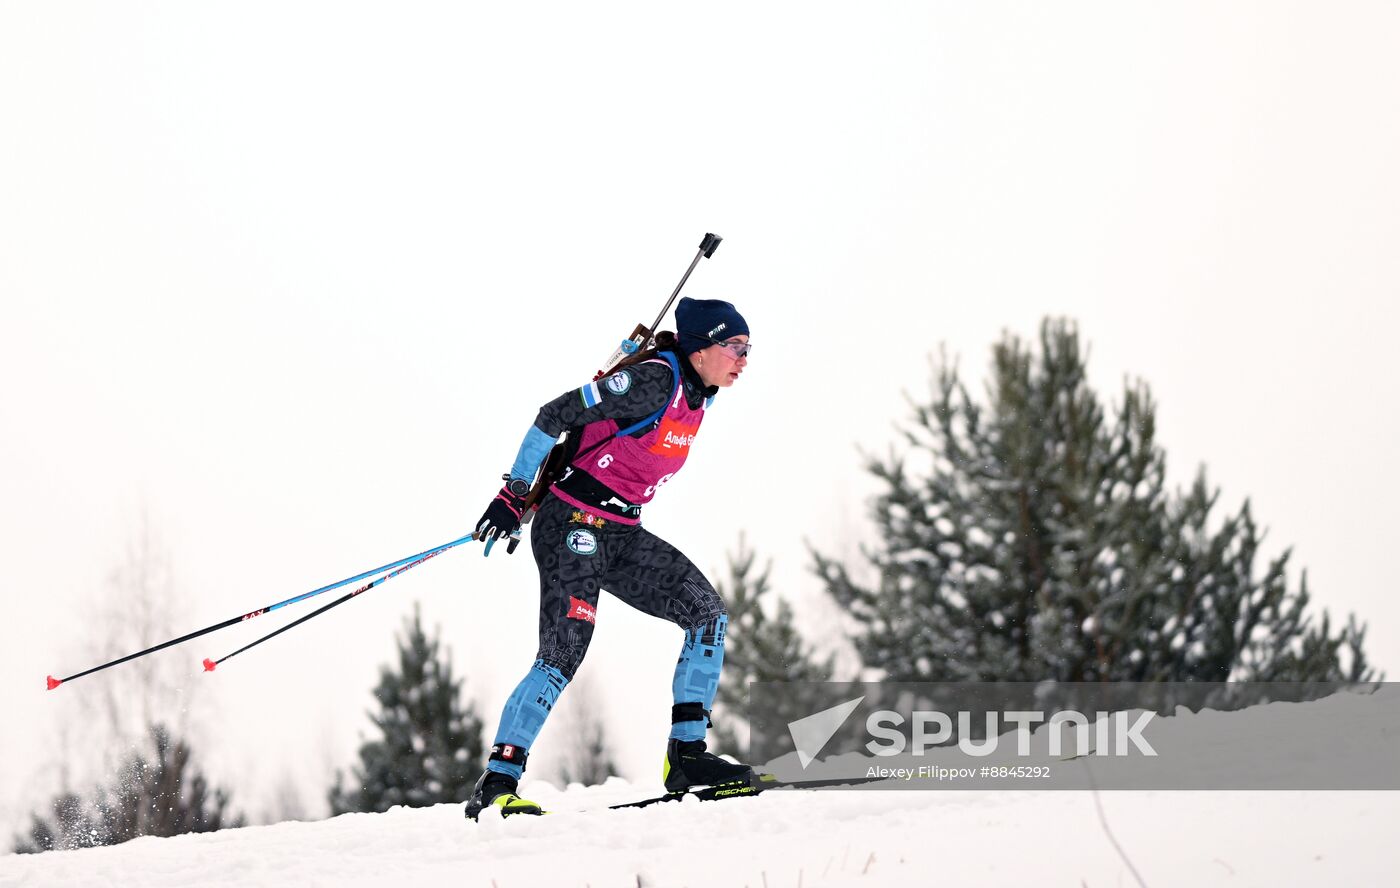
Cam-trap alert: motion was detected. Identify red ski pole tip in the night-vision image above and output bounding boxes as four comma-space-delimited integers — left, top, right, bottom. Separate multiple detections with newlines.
202, 658, 217, 673
46, 675, 61, 691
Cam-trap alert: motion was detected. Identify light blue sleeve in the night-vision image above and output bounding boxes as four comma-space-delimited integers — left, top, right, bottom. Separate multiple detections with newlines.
510, 425, 559, 484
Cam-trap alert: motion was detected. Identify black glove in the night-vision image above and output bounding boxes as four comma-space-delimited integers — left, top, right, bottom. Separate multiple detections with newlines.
476, 479, 529, 556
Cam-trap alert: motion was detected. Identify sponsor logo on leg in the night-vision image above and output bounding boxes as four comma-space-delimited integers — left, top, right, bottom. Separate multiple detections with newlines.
567, 597, 597, 624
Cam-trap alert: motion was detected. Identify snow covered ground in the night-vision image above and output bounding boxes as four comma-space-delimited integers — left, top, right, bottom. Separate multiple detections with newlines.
2, 782, 1394, 888
5, 690, 1398, 887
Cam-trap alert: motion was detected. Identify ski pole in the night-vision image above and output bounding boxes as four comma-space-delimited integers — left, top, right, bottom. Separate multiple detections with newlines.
46, 533, 476, 690
203, 548, 445, 672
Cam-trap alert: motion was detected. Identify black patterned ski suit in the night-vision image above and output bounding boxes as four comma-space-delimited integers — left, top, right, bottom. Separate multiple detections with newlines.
483, 348, 728, 781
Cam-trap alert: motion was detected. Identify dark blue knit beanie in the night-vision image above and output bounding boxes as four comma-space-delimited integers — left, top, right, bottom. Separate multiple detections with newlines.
675, 297, 749, 355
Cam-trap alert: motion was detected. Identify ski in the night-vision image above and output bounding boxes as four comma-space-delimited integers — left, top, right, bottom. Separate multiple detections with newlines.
606, 773, 889, 810
472, 774, 890, 820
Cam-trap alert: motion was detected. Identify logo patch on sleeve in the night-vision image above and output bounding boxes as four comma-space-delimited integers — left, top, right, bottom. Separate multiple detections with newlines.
604, 370, 632, 396
567, 597, 597, 624
565, 528, 598, 556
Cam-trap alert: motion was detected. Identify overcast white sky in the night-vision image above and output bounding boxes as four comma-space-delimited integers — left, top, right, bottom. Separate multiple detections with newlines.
3, 1, 1397, 832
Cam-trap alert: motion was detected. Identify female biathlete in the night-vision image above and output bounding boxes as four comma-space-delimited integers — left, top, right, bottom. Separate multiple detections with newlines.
465, 297, 753, 819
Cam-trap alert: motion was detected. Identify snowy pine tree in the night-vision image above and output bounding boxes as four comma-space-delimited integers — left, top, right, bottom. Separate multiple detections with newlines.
14, 724, 242, 853
557, 717, 617, 787
554, 676, 619, 788
814, 318, 1374, 683
713, 535, 835, 752
329, 604, 485, 814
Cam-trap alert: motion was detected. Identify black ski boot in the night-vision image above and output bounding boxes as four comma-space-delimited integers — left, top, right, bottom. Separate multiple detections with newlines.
662, 738, 753, 793
464, 770, 544, 821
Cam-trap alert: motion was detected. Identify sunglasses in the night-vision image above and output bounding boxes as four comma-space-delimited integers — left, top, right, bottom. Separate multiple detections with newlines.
708, 338, 752, 359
